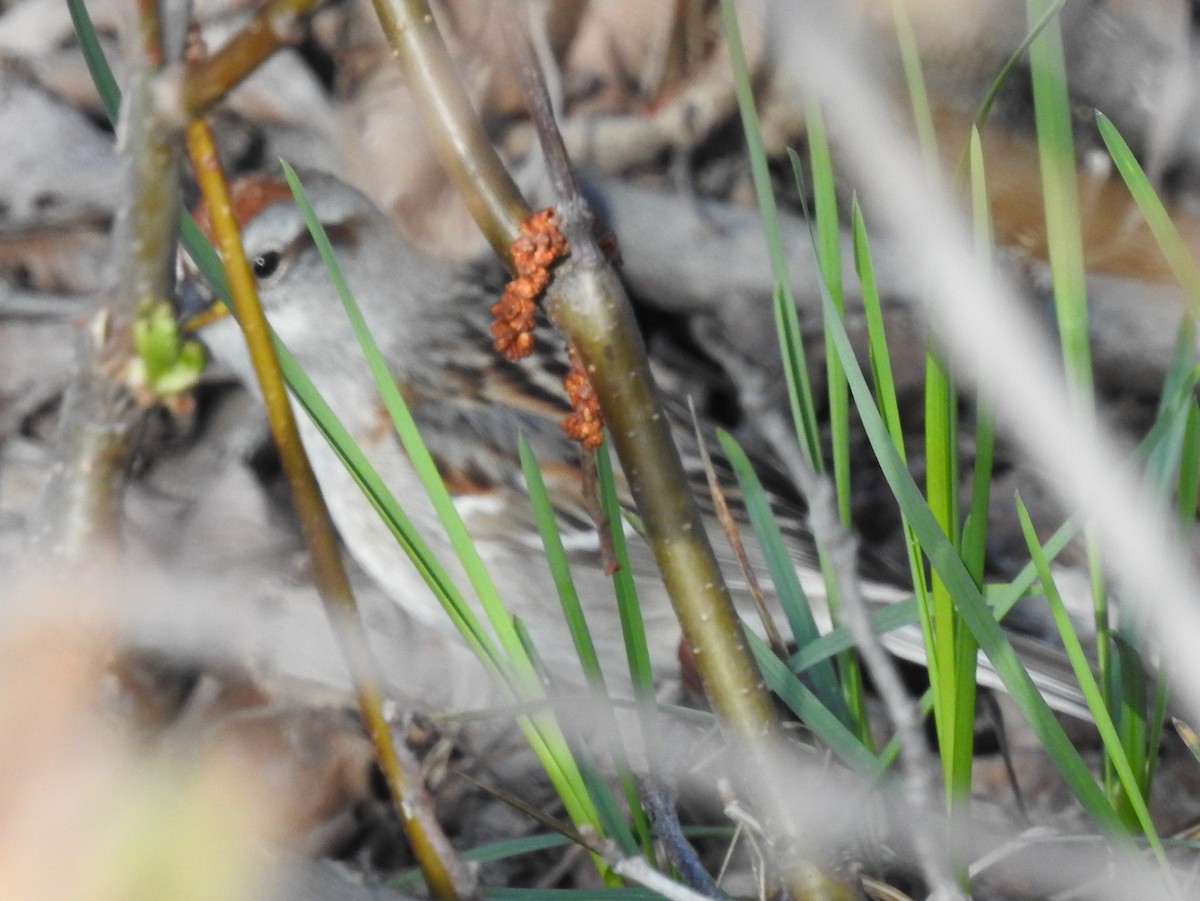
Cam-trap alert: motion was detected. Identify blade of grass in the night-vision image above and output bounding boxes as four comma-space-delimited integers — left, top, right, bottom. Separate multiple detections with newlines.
802, 116, 870, 738
1016, 498, 1165, 860
1178, 401, 1200, 526
1026, 0, 1092, 394
588, 439, 660, 854
593, 441, 657, 706
715, 0, 821, 463
66, 0, 120, 122
850, 203, 904, 455
506, 589, 641, 859
818, 256, 1123, 832
960, 128, 996, 588
891, 2, 978, 810
1025, 0, 1126, 815
889, 0, 939, 165
806, 112, 850, 518
961, 137, 999, 800
851, 201, 940, 712
716, 430, 852, 726
1134, 326, 1200, 800
924, 340, 973, 802
281, 163, 604, 840
789, 600, 919, 673
1096, 113, 1200, 313
952, 0, 1069, 177
519, 434, 652, 856
746, 630, 880, 775
519, 434, 605, 687
282, 165, 533, 682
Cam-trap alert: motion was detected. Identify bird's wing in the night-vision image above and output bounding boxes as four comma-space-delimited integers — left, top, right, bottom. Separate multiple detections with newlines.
396, 312, 647, 572
393, 304, 827, 586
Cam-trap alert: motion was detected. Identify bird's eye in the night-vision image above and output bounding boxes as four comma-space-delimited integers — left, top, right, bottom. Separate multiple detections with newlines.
252, 250, 282, 279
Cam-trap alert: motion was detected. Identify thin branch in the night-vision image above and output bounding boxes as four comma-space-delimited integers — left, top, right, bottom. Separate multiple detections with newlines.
179, 0, 321, 119
496, 5, 597, 266
185, 116, 475, 901
689, 398, 788, 660
366, 0, 527, 266
496, 9, 858, 901
29, 0, 181, 562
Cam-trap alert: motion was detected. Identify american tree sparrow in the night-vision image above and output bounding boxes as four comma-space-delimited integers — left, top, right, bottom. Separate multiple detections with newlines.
183, 171, 1088, 717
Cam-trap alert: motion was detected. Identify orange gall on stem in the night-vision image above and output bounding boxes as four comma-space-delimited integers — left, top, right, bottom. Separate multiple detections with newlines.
561, 344, 603, 451
490, 207, 568, 361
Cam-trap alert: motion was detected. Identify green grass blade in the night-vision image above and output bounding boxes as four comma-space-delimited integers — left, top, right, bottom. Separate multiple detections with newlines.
717, 0, 821, 462
576, 757, 641, 858
789, 600, 918, 673
390, 834, 575, 886
852, 203, 938, 713
1025, 0, 1115, 810
988, 521, 1076, 621
280, 163, 603, 838
1026, 0, 1093, 395
64, 0, 235, 311
1133, 319, 1200, 481
277, 355, 499, 664
794, 132, 870, 735
593, 441, 656, 704
890, 0, 939, 164
1097, 113, 1200, 312
716, 430, 851, 726
925, 343, 973, 800
818, 266, 1122, 832
953, 0, 1068, 176
65, 0, 120, 122
1016, 500, 1163, 857
890, 3, 976, 800
806, 110, 851, 521
518, 434, 605, 687
746, 631, 880, 774
1178, 400, 1200, 524
851, 203, 904, 454
584, 442, 659, 854
1143, 337, 1199, 796
961, 127, 996, 587
518, 435, 650, 856
281, 164, 530, 676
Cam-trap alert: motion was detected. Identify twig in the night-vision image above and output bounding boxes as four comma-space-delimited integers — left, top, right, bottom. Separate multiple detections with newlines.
688, 397, 788, 660
179, 0, 322, 119
365, 0, 527, 266
29, 0, 181, 562
495, 6, 595, 266
184, 114, 474, 901
642, 777, 727, 899
497, 8, 858, 901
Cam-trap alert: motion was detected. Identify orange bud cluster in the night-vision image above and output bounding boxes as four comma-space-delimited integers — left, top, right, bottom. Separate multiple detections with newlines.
561, 343, 603, 450
491, 208, 568, 361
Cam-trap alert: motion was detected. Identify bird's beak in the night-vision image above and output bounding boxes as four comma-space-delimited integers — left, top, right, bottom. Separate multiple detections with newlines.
175, 259, 231, 332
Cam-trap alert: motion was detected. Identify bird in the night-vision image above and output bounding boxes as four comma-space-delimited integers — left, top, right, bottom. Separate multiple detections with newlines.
179, 169, 1091, 719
